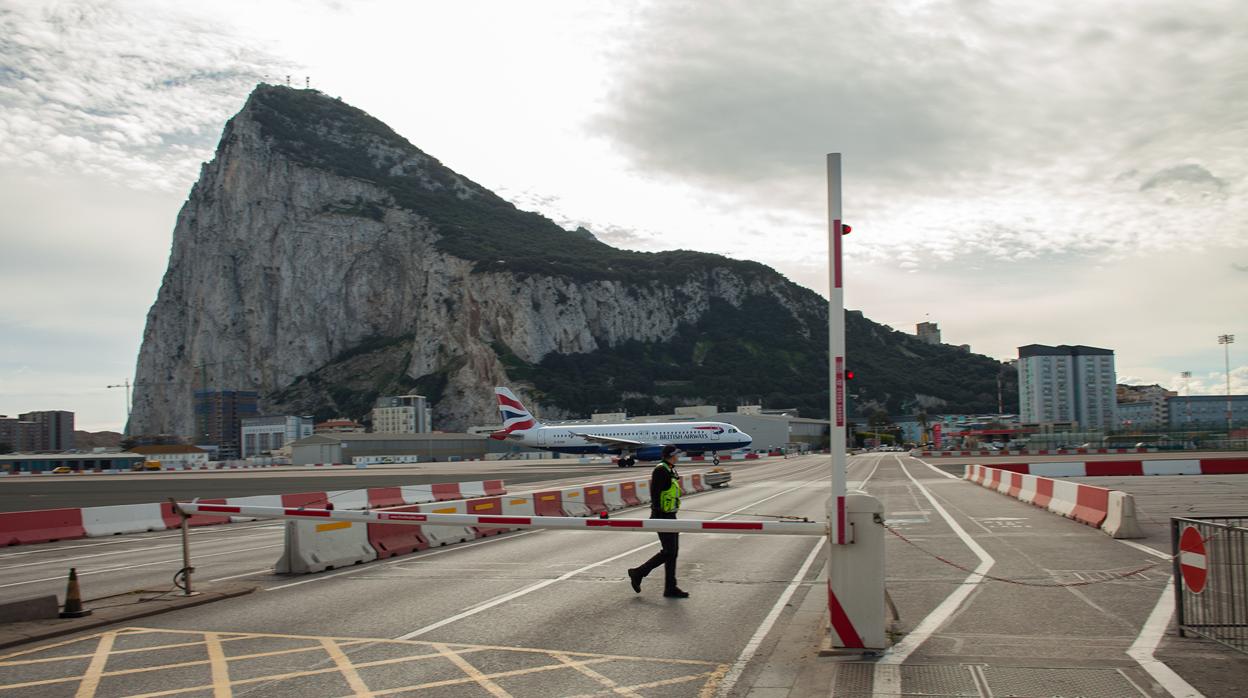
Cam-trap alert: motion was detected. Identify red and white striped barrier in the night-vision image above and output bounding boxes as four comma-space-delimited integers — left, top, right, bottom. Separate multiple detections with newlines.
983, 457, 1248, 477
175, 502, 825, 536
965, 465, 1142, 538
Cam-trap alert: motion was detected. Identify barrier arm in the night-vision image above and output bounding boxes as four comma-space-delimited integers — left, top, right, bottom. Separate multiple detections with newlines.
173, 502, 827, 537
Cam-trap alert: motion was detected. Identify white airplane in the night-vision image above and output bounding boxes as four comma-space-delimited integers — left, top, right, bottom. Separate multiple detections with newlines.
488, 386, 752, 466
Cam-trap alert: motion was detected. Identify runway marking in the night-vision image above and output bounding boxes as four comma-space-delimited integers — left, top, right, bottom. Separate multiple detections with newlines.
0, 543, 282, 589
0, 627, 726, 698
874, 455, 996, 696
715, 535, 824, 697
395, 479, 821, 639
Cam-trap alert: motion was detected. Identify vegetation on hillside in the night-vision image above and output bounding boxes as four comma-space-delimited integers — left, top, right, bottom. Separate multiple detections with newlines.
244, 85, 774, 284
239, 85, 1018, 421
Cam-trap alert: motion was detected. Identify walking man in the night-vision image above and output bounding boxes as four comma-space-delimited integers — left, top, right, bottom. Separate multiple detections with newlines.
627, 445, 689, 598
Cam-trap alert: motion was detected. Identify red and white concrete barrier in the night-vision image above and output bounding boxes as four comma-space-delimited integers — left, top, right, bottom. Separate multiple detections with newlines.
965, 465, 1142, 538
986, 458, 1248, 477
0, 479, 511, 548
914, 448, 1159, 457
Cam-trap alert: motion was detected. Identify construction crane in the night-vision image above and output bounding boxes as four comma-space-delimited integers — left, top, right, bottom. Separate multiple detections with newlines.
106, 380, 132, 421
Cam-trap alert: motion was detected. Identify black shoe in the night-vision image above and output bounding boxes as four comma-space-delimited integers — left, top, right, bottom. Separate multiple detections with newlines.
663, 587, 690, 598
628, 568, 643, 593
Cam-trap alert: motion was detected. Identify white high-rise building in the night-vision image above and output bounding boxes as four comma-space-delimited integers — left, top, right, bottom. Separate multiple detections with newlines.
372, 394, 431, 433
1017, 345, 1117, 429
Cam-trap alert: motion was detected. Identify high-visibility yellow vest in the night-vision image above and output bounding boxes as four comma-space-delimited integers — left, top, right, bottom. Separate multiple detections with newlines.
658, 461, 682, 513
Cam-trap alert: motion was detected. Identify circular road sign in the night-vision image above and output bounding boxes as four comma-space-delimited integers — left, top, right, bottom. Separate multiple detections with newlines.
1179, 525, 1208, 594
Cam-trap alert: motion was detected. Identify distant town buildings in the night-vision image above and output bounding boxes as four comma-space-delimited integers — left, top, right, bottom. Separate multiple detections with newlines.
1115, 384, 1176, 428
130, 444, 209, 465
371, 394, 431, 433
0, 411, 75, 452
1166, 395, 1248, 430
20, 410, 74, 451
314, 418, 365, 434
192, 390, 258, 460
240, 415, 314, 457
1017, 344, 1117, 430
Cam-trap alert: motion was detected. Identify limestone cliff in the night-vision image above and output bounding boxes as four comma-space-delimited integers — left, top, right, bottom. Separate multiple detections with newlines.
129, 85, 830, 435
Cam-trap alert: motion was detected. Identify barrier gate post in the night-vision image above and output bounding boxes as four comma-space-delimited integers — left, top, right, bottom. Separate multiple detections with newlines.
825, 153, 887, 651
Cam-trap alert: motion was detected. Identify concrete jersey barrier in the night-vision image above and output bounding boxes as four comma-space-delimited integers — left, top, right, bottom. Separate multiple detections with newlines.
275, 469, 731, 574
984, 457, 1248, 477
0, 479, 511, 549
964, 464, 1142, 539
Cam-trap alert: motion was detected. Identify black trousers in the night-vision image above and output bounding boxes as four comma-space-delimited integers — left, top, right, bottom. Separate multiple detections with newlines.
636, 530, 679, 590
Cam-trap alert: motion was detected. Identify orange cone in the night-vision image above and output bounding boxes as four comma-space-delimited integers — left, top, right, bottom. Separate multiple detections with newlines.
59, 567, 92, 618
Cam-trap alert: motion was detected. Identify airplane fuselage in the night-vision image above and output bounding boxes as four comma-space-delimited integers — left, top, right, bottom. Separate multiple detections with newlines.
512, 421, 751, 457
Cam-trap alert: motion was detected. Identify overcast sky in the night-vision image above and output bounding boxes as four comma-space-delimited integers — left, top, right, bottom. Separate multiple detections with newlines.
2, 0, 1245, 432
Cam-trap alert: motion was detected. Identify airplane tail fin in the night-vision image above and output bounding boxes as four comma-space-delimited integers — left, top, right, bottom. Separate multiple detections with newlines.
491, 387, 539, 440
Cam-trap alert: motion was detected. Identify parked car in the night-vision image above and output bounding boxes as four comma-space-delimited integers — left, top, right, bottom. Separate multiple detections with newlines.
51, 466, 72, 473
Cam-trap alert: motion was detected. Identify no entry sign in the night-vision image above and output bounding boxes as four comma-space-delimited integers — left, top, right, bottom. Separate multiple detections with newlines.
1179, 525, 1208, 594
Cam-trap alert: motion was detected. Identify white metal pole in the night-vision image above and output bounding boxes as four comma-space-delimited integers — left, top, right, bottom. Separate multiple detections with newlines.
827, 153, 848, 544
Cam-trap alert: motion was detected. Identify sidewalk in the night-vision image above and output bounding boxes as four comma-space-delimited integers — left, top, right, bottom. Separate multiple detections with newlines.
0, 582, 256, 651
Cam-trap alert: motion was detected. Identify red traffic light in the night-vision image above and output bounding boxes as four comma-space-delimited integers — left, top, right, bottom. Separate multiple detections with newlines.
846, 370, 855, 380
841, 223, 852, 235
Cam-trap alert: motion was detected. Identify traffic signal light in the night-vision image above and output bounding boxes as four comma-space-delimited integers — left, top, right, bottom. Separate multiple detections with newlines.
846, 370, 855, 380
841, 223, 852, 235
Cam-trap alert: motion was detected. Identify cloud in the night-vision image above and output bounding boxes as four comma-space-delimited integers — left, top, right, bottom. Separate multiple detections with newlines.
591, 0, 1248, 265
0, 0, 293, 192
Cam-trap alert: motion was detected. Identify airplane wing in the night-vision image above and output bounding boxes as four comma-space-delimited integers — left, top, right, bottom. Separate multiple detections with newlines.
567, 431, 648, 448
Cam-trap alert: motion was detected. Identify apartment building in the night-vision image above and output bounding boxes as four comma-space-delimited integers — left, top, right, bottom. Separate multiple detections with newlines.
1017, 345, 1117, 430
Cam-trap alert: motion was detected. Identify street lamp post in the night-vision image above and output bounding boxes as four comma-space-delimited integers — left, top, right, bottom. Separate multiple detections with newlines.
107, 380, 132, 434
1218, 335, 1235, 434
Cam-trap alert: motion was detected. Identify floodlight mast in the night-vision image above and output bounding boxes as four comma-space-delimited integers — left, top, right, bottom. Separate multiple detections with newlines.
827, 153, 848, 544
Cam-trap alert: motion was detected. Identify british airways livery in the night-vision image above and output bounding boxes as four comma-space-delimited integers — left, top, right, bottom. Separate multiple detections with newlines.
489, 387, 752, 466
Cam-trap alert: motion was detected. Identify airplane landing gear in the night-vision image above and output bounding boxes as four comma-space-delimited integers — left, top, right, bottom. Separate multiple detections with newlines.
617, 456, 636, 467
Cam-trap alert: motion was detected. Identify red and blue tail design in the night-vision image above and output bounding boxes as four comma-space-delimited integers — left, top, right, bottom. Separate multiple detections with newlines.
491, 387, 538, 440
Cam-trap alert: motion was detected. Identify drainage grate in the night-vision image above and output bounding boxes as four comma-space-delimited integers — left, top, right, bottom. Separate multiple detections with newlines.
901, 664, 981, 695
980, 665, 1146, 697
828, 663, 1148, 697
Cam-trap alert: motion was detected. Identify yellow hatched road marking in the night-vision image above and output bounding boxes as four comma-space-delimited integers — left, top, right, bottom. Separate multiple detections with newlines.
203, 633, 231, 698
0, 627, 726, 697
320, 637, 372, 696
550, 651, 644, 698
362, 657, 616, 697
73, 630, 114, 698
432, 642, 511, 697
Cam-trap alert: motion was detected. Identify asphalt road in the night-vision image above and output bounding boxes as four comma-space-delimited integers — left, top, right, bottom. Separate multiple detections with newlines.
2, 454, 1246, 697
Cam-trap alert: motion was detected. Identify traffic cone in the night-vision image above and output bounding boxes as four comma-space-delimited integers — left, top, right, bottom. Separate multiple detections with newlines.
59, 567, 92, 618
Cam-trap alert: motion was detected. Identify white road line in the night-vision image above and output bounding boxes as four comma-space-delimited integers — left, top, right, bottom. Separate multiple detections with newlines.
264, 529, 545, 591
0, 531, 279, 571
910, 455, 960, 480
1126, 576, 1204, 698
0, 523, 283, 560
874, 456, 995, 695
1118, 540, 1204, 697
716, 537, 824, 697
395, 480, 822, 640
0, 543, 283, 589
208, 568, 275, 582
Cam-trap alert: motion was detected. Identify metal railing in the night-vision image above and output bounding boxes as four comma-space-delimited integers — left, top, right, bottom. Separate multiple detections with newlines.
1172, 516, 1248, 653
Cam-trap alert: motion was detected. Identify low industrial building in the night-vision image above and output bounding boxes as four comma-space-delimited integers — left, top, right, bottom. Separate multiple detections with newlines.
0, 452, 145, 474
289, 432, 531, 465
129, 444, 210, 465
